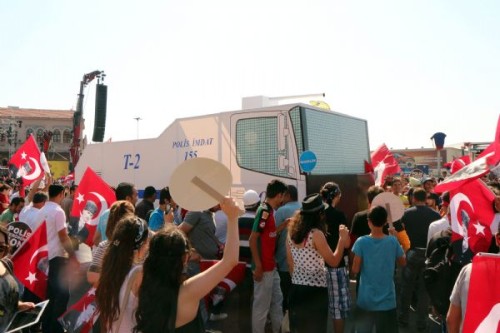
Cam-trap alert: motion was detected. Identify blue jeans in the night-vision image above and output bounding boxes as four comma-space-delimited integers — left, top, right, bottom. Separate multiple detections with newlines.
252, 269, 283, 333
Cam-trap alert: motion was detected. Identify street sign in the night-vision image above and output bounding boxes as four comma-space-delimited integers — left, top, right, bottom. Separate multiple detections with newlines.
299, 150, 317, 173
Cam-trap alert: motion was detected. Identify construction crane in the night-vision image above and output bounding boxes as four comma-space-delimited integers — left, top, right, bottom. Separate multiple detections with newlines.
69, 70, 105, 171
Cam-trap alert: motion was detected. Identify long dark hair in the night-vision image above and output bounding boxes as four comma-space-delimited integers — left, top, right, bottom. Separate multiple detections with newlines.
289, 210, 326, 245
105, 200, 135, 240
134, 226, 191, 333
96, 216, 149, 331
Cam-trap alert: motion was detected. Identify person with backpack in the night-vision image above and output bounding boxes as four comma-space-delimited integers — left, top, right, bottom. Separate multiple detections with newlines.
424, 191, 460, 326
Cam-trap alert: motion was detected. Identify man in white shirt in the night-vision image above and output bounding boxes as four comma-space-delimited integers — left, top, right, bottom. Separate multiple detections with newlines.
18, 192, 47, 231
36, 184, 78, 333
427, 192, 450, 244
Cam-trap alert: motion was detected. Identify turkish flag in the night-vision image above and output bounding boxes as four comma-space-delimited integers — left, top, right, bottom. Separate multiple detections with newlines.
11, 221, 49, 300
450, 155, 471, 174
58, 287, 98, 333
8, 134, 44, 186
462, 254, 500, 333
449, 180, 495, 258
200, 260, 246, 306
69, 167, 116, 246
435, 115, 500, 194
370, 143, 401, 186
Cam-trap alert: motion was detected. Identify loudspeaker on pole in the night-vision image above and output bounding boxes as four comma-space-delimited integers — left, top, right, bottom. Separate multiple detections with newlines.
92, 84, 107, 142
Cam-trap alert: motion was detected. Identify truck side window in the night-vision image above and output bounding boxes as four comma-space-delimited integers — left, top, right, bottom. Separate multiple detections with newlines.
236, 117, 290, 178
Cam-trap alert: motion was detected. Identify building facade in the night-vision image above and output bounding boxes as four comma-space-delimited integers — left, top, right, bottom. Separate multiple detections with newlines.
0, 106, 74, 178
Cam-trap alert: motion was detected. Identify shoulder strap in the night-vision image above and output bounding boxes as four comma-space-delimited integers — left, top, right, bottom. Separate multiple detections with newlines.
113, 266, 141, 333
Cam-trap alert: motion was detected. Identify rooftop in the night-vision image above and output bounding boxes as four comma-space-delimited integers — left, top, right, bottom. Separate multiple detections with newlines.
0, 107, 74, 120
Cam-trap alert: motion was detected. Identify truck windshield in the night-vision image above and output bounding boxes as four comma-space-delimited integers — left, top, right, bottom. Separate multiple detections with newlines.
289, 106, 369, 175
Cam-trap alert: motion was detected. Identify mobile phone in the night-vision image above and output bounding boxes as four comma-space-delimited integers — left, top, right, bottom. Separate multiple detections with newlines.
165, 204, 171, 214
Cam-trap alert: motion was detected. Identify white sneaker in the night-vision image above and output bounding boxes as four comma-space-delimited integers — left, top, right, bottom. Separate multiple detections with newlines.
209, 313, 228, 321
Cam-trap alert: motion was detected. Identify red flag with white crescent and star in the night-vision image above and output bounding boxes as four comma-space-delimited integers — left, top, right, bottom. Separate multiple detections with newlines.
69, 167, 116, 246
449, 180, 496, 258
8, 134, 44, 186
370, 143, 401, 186
58, 287, 98, 333
462, 254, 500, 333
435, 115, 500, 194
11, 221, 49, 300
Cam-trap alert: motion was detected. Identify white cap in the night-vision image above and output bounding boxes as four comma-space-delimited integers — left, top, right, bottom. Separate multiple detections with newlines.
243, 190, 260, 208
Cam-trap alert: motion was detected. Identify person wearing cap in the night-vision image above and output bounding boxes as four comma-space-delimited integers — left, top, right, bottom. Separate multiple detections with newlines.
320, 182, 351, 333
249, 179, 288, 333
422, 176, 435, 194
274, 185, 300, 321
286, 193, 349, 333
351, 206, 406, 333
234, 189, 261, 333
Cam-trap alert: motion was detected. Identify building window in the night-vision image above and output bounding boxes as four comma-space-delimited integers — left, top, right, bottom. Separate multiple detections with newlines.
52, 129, 61, 143
36, 128, 44, 144
26, 128, 34, 139
63, 129, 72, 144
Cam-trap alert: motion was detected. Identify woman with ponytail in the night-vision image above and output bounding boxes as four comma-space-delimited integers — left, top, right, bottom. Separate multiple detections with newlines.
96, 216, 150, 332
87, 200, 135, 286
134, 197, 240, 333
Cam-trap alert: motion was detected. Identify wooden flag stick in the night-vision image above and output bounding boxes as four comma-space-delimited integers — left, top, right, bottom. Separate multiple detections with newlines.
191, 176, 225, 202
385, 203, 394, 228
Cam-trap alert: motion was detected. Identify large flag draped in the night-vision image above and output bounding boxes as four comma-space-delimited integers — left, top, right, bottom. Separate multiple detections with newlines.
462, 254, 500, 333
449, 180, 495, 260
59, 287, 98, 333
370, 143, 401, 186
69, 167, 116, 246
435, 115, 500, 193
8, 134, 45, 186
12, 221, 49, 299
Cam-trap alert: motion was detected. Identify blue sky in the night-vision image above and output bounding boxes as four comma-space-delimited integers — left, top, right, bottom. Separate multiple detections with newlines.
1, 0, 499, 149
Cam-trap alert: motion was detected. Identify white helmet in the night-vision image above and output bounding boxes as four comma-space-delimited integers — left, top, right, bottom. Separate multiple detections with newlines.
243, 190, 260, 208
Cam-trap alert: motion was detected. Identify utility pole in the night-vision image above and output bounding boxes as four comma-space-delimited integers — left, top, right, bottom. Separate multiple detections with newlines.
133, 117, 142, 139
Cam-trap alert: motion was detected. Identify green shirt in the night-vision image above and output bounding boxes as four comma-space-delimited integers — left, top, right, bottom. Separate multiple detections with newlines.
0, 209, 14, 225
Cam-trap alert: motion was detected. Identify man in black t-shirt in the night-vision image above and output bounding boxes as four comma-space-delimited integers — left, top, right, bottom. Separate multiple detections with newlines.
398, 188, 441, 331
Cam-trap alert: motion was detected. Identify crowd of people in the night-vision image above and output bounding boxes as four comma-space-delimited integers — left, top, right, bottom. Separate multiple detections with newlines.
0, 168, 499, 333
